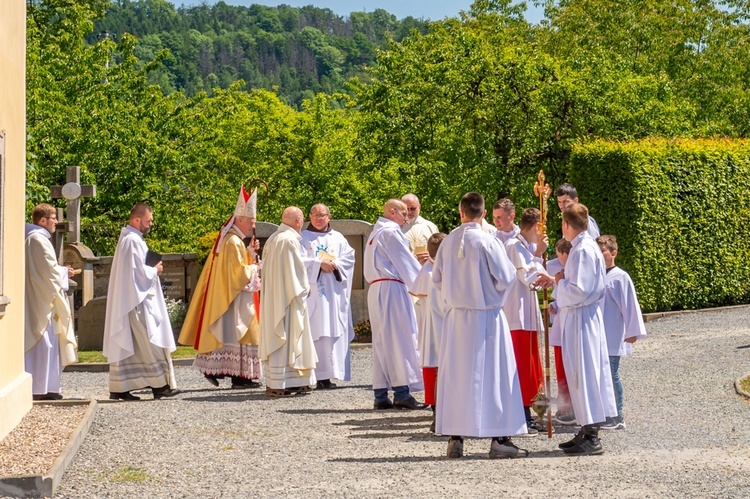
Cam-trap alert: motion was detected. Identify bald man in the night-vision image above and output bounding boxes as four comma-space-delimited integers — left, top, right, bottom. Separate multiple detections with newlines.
259, 206, 318, 396
401, 194, 438, 264
364, 199, 427, 410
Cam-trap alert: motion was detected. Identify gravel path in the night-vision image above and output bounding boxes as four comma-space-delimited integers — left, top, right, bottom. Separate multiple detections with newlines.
48, 307, 750, 498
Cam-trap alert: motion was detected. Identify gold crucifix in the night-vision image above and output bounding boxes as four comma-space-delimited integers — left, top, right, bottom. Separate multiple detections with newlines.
533, 170, 551, 236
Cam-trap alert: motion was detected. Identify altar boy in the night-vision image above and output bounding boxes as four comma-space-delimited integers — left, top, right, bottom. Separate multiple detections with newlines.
552, 203, 616, 455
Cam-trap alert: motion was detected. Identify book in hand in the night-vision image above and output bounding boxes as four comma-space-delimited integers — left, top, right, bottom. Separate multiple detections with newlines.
145, 249, 162, 267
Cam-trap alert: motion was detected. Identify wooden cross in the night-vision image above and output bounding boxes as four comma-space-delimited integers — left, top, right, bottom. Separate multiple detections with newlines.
50, 166, 96, 246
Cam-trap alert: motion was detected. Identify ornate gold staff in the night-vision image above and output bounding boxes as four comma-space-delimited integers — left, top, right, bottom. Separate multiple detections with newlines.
531, 170, 553, 438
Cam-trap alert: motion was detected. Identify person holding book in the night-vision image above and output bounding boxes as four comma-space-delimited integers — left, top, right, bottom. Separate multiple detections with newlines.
103, 202, 179, 400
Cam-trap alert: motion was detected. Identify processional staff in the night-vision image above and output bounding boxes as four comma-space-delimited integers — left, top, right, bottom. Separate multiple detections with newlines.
246, 178, 268, 320
533, 170, 554, 438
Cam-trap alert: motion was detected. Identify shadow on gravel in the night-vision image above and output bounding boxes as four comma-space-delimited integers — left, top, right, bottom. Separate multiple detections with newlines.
737, 344, 750, 349
278, 408, 374, 415
182, 392, 277, 403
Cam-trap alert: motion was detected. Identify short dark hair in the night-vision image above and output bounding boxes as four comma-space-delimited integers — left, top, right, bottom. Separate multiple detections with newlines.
427, 233, 446, 258
130, 202, 152, 219
562, 203, 589, 231
492, 198, 514, 213
460, 192, 485, 219
555, 238, 572, 255
519, 208, 540, 231
32, 203, 56, 224
556, 183, 578, 199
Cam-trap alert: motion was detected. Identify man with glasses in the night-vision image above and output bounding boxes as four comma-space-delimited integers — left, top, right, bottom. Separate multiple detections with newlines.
364, 199, 427, 410
301, 204, 356, 390
25, 204, 78, 400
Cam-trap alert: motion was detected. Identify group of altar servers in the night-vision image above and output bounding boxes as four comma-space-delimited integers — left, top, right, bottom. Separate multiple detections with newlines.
23, 182, 646, 459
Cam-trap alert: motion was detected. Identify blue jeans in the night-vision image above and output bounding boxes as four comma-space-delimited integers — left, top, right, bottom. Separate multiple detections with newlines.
374, 385, 409, 402
609, 355, 623, 419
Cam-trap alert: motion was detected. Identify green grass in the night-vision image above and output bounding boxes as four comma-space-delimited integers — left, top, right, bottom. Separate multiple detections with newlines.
76, 345, 195, 363
111, 466, 150, 483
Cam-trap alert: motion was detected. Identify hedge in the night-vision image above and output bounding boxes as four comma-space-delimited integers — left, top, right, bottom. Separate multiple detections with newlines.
568, 138, 750, 312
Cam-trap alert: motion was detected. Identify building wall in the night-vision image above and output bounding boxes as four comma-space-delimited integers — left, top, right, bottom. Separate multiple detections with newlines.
0, 0, 32, 441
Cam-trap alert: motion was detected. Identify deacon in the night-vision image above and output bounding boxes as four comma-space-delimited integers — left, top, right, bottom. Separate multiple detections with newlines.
179, 186, 263, 389
301, 204, 356, 389
259, 206, 318, 396
401, 193, 438, 264
103, 203, 179, 401
550, 203, 617, 455
432, 192, 528, 458
503, 208, 551, 435
364, 199, 426, 410
24, 204, 78, 400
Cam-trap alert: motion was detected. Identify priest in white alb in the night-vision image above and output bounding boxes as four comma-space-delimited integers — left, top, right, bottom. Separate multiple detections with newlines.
300, 204, 355, 390
401, 193, 438, 264
259, 206, 318, 396
432, 192, 529, 459
179, 186, 263, 389
103, 203, 179, 401
364, 199, 426, 410
24, 204, 78, 401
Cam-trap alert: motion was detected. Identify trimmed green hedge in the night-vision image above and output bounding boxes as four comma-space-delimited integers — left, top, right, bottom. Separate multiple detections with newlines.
568, 139, 750, 312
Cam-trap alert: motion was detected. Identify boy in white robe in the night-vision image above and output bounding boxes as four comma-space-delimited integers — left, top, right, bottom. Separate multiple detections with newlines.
596, 235, 647, 430
492, 198, 520, 244
409, 232, 446, 431
543, 203, 616, 456
24, 204, 78, 400
549, 238, 575, 425
503, 208, 551, 435
432, 192, 528, 459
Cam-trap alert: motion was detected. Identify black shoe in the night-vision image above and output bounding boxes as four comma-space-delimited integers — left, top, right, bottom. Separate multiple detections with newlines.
109, 391, 141, 401
153, 386, 181, 399
231, 377, 261, 389
562, 436, 604, 455
393, 396, 429, 410
373, 399, 394, 410
204, 374, 220, 387
316, 379, 338, 390
559, 430, 585, 449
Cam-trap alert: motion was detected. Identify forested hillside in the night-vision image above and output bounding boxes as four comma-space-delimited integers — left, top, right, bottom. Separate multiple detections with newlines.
91, 0, 426, 105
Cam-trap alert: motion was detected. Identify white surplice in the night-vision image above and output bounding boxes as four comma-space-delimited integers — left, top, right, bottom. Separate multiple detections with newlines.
503, 234, 545, 332
602, 267, 647, 356
301, 227, 355, 381
409, 261, 440, 368
260, 224, 317, 389
103, 226, 176, 392
556, 232, 616, 426
24, 224, 77, 395
432, 222, 527, 438
364, 217, 423, 391
494, 224, 520, 245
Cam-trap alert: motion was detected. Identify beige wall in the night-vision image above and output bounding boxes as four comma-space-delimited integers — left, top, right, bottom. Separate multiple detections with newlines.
0, 0, 32, 441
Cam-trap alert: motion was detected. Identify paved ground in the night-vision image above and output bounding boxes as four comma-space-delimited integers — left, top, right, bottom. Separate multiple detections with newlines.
52, 307, 750, 498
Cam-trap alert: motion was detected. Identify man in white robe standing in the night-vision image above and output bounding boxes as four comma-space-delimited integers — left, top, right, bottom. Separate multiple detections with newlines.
103, 203, 179, 401
492, 198, 520, 244
301, 203, 356, 389
401, 193, 438, 264
259, 206, 318, 396
546, 203, 617, 455
25, 204, 78, 400
364, 199, 427, 410
432, 192, 529, 459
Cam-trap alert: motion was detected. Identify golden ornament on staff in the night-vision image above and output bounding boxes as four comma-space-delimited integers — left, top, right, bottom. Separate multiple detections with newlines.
531, 170, 554, 438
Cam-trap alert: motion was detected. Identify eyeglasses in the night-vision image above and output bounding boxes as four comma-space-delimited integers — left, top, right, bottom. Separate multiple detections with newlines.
310, 213, 330, 219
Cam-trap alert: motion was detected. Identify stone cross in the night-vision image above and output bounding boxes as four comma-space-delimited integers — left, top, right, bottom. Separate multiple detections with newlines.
50, 166, 96, 246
